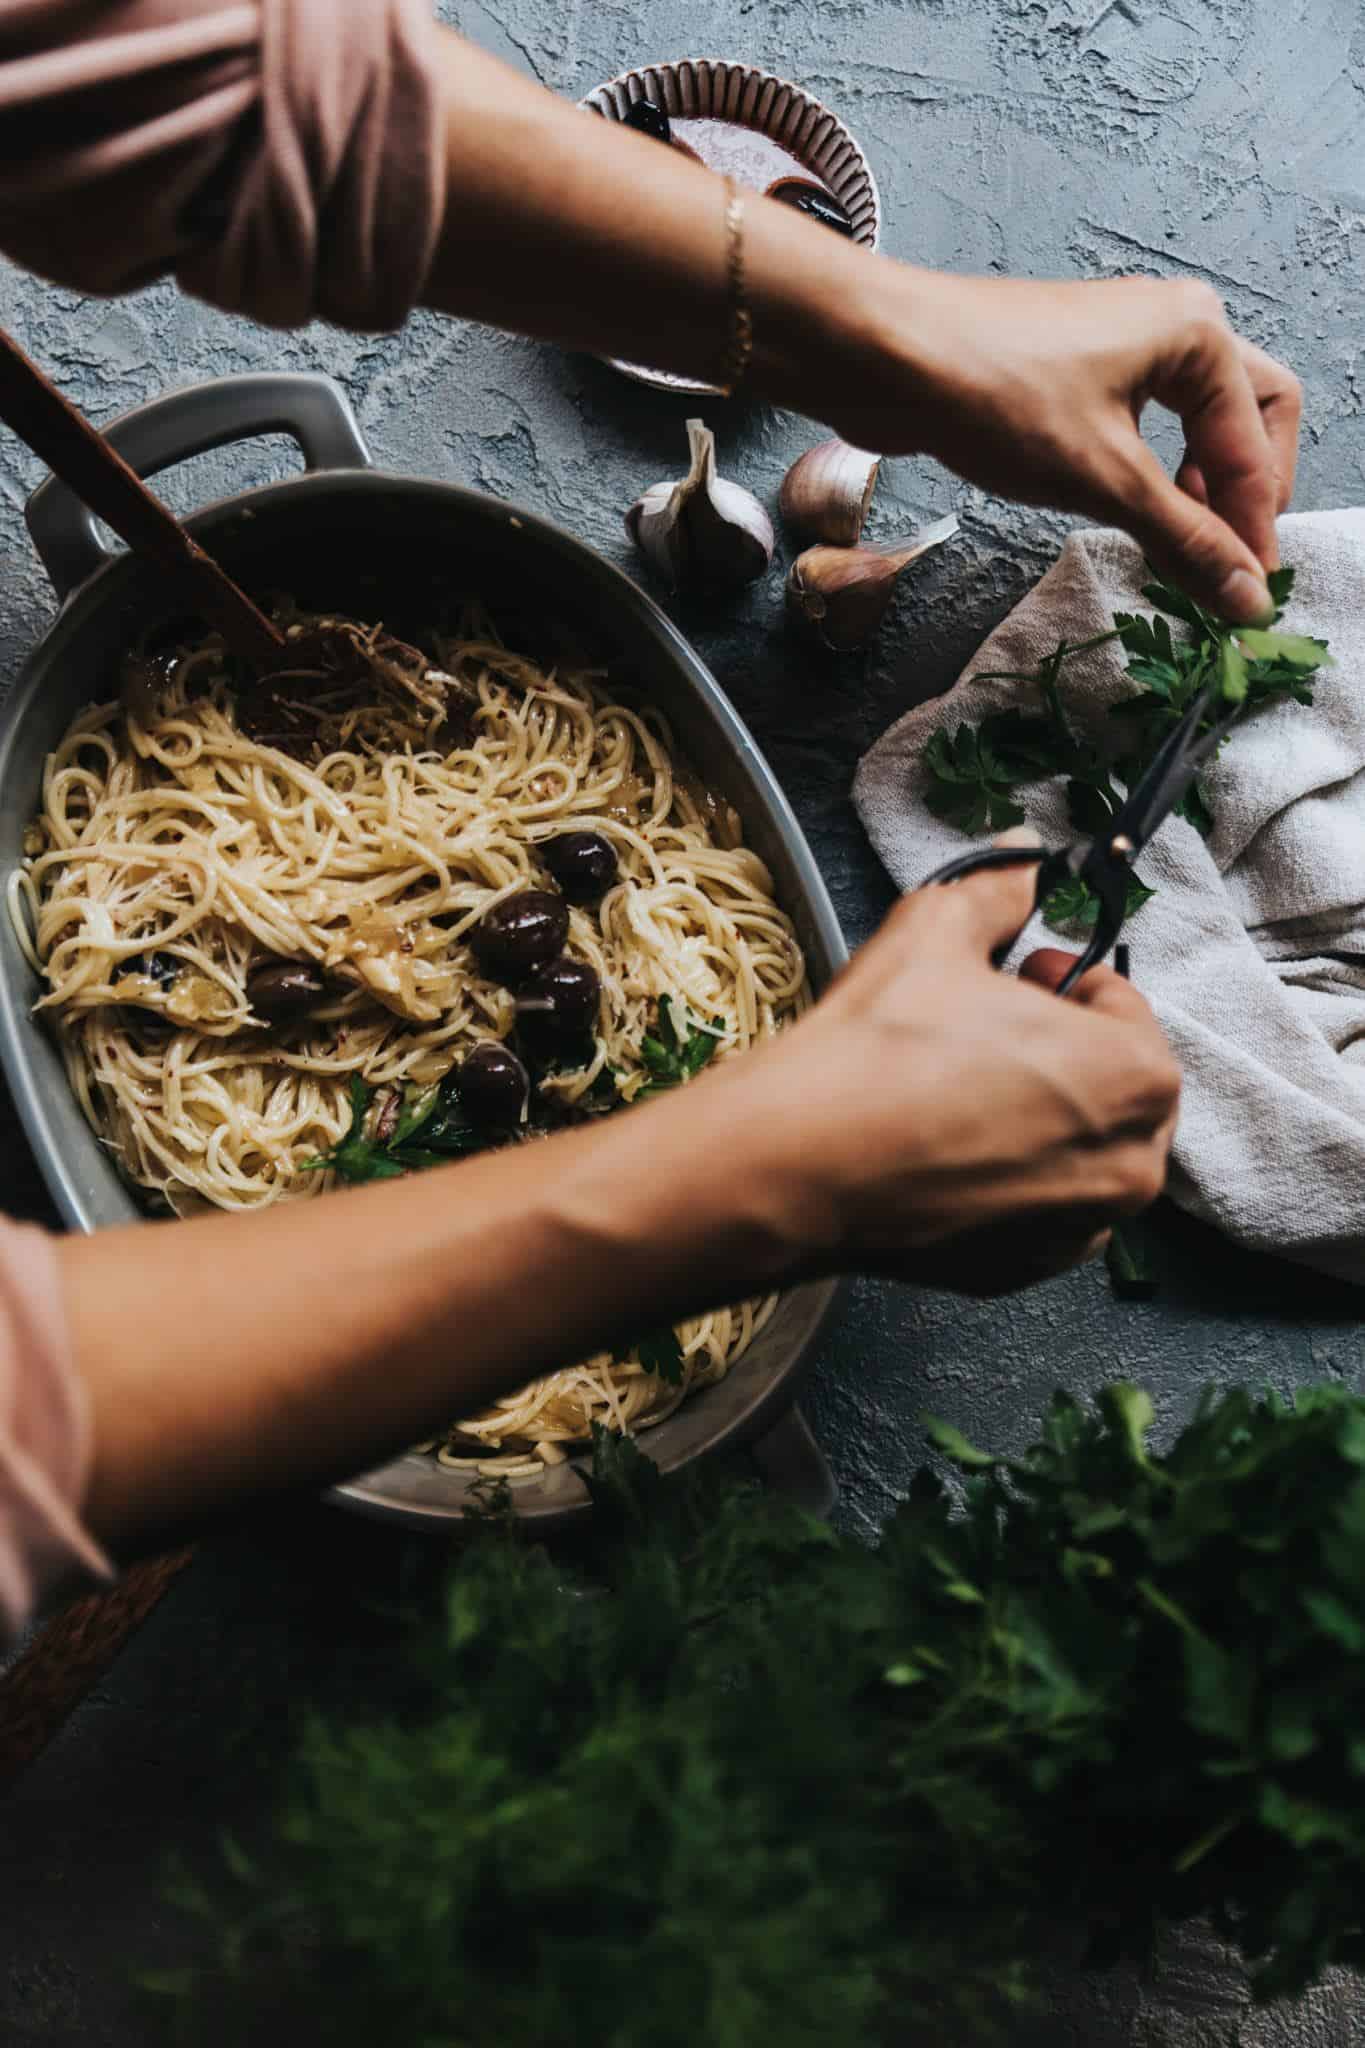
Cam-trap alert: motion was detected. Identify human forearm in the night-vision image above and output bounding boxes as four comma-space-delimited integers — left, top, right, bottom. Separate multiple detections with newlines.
55, 852, 1184, 1563
59, 1057, 807, 1557
421, 32, 880, 417
422, 31, 1296, 621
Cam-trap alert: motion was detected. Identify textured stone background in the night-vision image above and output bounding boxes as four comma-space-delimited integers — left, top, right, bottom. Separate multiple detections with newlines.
2, 0, 1365, 2041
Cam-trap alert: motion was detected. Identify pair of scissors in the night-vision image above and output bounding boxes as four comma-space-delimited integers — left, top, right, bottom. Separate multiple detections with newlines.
923, 676, 1240, 995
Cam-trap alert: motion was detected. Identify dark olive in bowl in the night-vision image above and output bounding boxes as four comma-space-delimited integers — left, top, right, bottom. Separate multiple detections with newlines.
246, 960, 327, 1018
112, 950, 180, 988
470, 889, 569, 985
539, 830, 619, 905
516, 956, 601, 1060
622, 96, 703, 164
766, 178, 854, 237
459, 1042, 529, 1128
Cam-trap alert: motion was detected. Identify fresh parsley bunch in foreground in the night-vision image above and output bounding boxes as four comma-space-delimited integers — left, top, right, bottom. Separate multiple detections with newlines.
155, 1382, 1365, 2046
923, 566, 1329, 932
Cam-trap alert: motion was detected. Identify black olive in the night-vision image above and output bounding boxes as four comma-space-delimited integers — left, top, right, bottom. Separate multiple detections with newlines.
767, 179, 855, 237
118, 1008, 174, 1040
624, 97, 672, 143
470, 890, 569, 986
246, 960, 327, 1019
112, 951, 179, 987
516, 956, 601, 1062
459, 1042, 530, 1128
539, 831, 619, 906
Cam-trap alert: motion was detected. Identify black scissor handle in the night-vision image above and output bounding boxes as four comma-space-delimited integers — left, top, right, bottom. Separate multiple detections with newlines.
921, 843, 1125, 994
923, 841, 1073, 911
924, 843, 1052, 888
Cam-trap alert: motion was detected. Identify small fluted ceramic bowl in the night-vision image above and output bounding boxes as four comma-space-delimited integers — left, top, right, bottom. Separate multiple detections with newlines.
582, 59, 882, 394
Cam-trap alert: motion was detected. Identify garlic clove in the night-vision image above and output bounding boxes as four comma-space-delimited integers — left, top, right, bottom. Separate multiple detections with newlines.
786, 513, 959, 651
780, 440, 882, 546
626, 420, 774, 591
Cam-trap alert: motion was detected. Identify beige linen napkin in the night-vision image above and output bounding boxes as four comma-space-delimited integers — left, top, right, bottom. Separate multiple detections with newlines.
854, 511, 1365, 1282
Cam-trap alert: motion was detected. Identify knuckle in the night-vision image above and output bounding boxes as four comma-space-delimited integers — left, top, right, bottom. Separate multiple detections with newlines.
1169, 505, 1231, 575
1150, 1052, 1183, 1111
1101, 437, 1163, 513
888, 884, 939, 940
1175, 278, 1227, 328
1115, 1146, 1167, 1212
1121, 1041, 1181, 1121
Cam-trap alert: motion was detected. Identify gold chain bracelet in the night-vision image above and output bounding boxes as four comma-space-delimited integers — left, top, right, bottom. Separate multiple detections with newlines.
716, 178, 754, 397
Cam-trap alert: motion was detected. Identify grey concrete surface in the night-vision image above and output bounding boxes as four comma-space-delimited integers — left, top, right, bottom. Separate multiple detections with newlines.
1, 0, 1363, 2041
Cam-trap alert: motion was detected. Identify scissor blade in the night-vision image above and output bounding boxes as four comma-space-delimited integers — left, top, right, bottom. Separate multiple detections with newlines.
1103, 679, 1240, 857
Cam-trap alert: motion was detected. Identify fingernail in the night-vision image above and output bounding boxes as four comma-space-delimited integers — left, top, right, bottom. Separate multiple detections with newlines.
1217, 568, 1274, 626
993, 824, 1041, 849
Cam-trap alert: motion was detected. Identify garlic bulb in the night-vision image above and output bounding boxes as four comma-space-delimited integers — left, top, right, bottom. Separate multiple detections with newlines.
626, 420, 774, 591
780, 440, 882, 546
786, 513, 959, 652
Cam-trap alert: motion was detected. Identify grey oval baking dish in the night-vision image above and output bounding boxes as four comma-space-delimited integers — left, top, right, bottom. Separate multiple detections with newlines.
0, 372, 847, 1529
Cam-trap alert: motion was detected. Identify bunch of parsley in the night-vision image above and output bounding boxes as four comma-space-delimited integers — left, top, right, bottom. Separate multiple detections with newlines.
153, 1381, 1365, 2046
923, 566, 1328, 932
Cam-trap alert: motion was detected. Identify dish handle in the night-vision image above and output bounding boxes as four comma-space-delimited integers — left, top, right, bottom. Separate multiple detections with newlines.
749, 1406, 838, 1520
25, 372, 372, 603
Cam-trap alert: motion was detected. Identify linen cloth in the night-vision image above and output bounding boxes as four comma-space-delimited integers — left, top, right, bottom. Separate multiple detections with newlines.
0, 1222, 108, 1643
854, 511, 1365, 1281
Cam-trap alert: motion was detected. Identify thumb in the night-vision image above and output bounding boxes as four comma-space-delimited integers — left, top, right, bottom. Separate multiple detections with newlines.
930, 825, 1042, 960
1110, 442, 1274, 626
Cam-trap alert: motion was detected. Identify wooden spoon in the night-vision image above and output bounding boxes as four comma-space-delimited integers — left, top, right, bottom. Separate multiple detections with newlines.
0, 327, 456, 736
0, 325, 285, 668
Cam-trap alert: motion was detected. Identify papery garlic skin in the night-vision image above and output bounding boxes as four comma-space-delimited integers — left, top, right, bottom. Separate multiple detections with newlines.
786, 513, 959, 651
626, 420, 774, 590
780, 440, 882, 546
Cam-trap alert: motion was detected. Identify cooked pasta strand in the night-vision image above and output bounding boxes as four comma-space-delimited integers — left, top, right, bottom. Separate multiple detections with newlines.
15, 614, 808, 1474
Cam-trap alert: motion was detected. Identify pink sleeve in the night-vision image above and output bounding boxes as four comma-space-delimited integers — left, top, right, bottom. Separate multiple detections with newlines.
0, 1222, 110, 1643
0, 0, 445, 331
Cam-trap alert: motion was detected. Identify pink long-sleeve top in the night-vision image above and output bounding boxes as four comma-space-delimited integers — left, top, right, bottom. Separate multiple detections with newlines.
0, 2, 447, 1638
0, 0, 445, 329
0, 1225, 108, 1637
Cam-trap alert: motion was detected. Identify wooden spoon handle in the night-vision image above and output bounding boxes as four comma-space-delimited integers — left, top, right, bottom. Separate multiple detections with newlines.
0, 327, 284, 669
0, 1550, 195, 1789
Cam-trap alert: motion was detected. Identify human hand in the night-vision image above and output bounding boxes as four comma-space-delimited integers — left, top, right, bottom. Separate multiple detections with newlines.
830, 268, 1301, 625
750, 846, 1180, 1295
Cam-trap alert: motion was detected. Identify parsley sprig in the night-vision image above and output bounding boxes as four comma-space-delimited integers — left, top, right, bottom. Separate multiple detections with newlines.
923, 566, 1329, 932
629, 1325, 686, 1385
304, 1074, 489, 1185
637, 994, 723, 1096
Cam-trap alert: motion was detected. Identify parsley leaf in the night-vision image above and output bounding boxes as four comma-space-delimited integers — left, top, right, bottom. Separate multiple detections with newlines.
1043, 872, 1156, 934
1105, 1220, 1157, 1300
637, 996, 722, 1097
1266, 563, 1296, 607
1217, 634, 1249, 705
305, 1074, 489, 1185
634, 1326, 685, 1385
921, 561, 1327, 936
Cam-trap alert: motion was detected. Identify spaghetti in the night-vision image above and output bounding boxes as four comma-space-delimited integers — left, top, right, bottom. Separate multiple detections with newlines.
10, 613, 808, 1474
